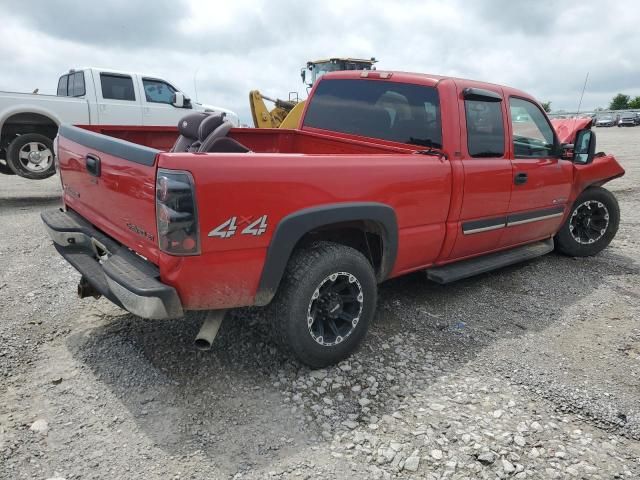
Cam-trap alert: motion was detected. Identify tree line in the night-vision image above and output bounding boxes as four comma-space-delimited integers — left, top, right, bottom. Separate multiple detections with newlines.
609, 94, 640, 110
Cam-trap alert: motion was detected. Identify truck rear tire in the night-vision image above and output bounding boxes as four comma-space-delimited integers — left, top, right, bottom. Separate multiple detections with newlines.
6, 133, 56, 180
272, 242, 377, 368
555, 186, 620, 257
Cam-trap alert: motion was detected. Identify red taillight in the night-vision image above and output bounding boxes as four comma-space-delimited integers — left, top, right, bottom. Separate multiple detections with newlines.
156, 169, 199, 255
182, 236, 196, 251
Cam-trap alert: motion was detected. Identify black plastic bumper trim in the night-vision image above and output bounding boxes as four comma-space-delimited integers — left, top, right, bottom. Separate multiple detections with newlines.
42, 208, 183, 319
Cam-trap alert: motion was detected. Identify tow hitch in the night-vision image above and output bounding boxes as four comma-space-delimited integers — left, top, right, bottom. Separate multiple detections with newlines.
77, 276, 101, 299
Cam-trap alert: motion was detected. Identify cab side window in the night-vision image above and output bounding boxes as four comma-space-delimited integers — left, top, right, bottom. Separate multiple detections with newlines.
142, 78, 176, 104
509, 98, 556, 157
101, 73, 136, 101
464, 100, 505, 157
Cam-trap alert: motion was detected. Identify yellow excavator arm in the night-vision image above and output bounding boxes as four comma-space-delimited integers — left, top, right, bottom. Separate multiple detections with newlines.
278, 101, 306, 129
249, 90, 301, 129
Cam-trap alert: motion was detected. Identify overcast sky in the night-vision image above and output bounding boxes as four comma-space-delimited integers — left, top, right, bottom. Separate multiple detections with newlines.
1, 0, 639, 124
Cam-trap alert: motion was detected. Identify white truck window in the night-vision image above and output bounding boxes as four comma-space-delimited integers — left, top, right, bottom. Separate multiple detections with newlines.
56, 72, 85, 97
142, 78, 176, 104
57, 76, 68, 96
100, 73, 136, 101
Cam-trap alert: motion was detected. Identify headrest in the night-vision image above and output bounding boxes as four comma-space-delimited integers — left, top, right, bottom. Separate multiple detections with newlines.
178, 112, 209, 139
197, 112, 226, 142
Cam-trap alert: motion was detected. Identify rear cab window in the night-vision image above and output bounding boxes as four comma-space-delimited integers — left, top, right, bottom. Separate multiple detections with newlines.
56, 72, 85, 97
100, 73, 136, 101
509, 97, 557, 157
303, 78, 442, 148
57, 75, 68, 96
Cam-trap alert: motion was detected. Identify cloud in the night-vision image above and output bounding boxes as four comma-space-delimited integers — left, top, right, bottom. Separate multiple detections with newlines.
1, 0, 639, 123
4, 0, 185, 48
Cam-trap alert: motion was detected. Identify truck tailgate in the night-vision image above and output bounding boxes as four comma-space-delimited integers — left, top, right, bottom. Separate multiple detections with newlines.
57, 124, 161, 263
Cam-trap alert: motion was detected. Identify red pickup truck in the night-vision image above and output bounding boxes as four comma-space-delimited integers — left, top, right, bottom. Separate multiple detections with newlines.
42, 70, 625, 367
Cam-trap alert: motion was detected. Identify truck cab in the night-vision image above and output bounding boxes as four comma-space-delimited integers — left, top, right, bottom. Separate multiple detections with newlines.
55, 68, 239, 127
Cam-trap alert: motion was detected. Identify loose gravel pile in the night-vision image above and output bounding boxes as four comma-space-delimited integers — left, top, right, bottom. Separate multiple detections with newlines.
1, 127, 639, 479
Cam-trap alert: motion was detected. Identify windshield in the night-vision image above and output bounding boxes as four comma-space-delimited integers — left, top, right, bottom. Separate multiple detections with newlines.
309, 63, 343, 85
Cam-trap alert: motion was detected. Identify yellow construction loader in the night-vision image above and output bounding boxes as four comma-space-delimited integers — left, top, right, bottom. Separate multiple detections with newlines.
250, 57, 377, 129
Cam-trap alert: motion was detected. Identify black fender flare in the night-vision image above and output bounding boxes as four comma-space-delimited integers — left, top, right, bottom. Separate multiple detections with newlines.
255, 202, 398, 306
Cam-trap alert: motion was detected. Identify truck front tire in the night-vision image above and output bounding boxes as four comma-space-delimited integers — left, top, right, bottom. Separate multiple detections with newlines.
272, 242, 377, 368
555, 186, 620, 257
6, 133, 56, 180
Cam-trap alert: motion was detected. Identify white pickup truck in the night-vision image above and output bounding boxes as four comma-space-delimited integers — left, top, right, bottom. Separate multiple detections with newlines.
0, 67, 238, 180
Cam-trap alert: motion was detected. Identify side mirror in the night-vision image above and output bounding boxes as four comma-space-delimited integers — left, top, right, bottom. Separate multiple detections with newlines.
573, 129, 596, 164
172, 91, 185, 108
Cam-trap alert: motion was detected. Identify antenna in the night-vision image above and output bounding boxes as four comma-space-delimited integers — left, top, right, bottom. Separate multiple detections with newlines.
571, 72, 589, 133
193, 67, 200, 103
576, 72, 589, 116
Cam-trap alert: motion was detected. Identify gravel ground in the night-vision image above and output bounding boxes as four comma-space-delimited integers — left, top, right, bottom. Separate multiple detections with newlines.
1, 127, 639, 479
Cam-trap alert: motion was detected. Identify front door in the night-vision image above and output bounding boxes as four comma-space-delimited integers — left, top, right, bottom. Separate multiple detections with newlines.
500, 97, 573, 247
140, 77, 184, 126
448, 83, 512, 260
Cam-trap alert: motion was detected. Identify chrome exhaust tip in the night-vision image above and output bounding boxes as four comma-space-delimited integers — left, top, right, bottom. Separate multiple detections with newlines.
194, 310, 227, 351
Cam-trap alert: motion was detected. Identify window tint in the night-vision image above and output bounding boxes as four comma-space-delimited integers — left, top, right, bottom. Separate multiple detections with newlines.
71, 72, 85, 96
464, 100, 505, 157
304, 79, 442, 148
509, 97, 556, 157
57, 73, 85, 97
67, 74, 75, 97
57, 75, 68, 96
142, 78, 176, 104
100, 73, 136, 101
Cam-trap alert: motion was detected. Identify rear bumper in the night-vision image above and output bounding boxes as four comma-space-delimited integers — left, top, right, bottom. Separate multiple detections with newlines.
41, 209, 183, 319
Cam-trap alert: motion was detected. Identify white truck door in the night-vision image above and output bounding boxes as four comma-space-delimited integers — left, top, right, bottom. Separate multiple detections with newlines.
95, 72, 143, 125
82, 70, 99, 123
139, 76, 190, 126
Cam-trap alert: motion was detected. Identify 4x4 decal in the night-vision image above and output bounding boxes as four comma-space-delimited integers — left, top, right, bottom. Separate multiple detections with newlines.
208, 215, 268, 238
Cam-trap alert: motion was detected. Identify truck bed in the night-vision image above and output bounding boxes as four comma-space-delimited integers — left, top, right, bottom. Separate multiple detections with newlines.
77, 124, 421, 155
0, 91, 90, 125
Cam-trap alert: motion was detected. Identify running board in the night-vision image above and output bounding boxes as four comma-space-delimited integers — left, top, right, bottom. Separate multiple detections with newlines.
426, 238, 554, 284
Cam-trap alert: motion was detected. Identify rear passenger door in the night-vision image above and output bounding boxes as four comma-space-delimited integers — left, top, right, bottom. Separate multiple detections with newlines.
499, 97, 573, 247
96, 72, 143, 125
448, 84, 513, 260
